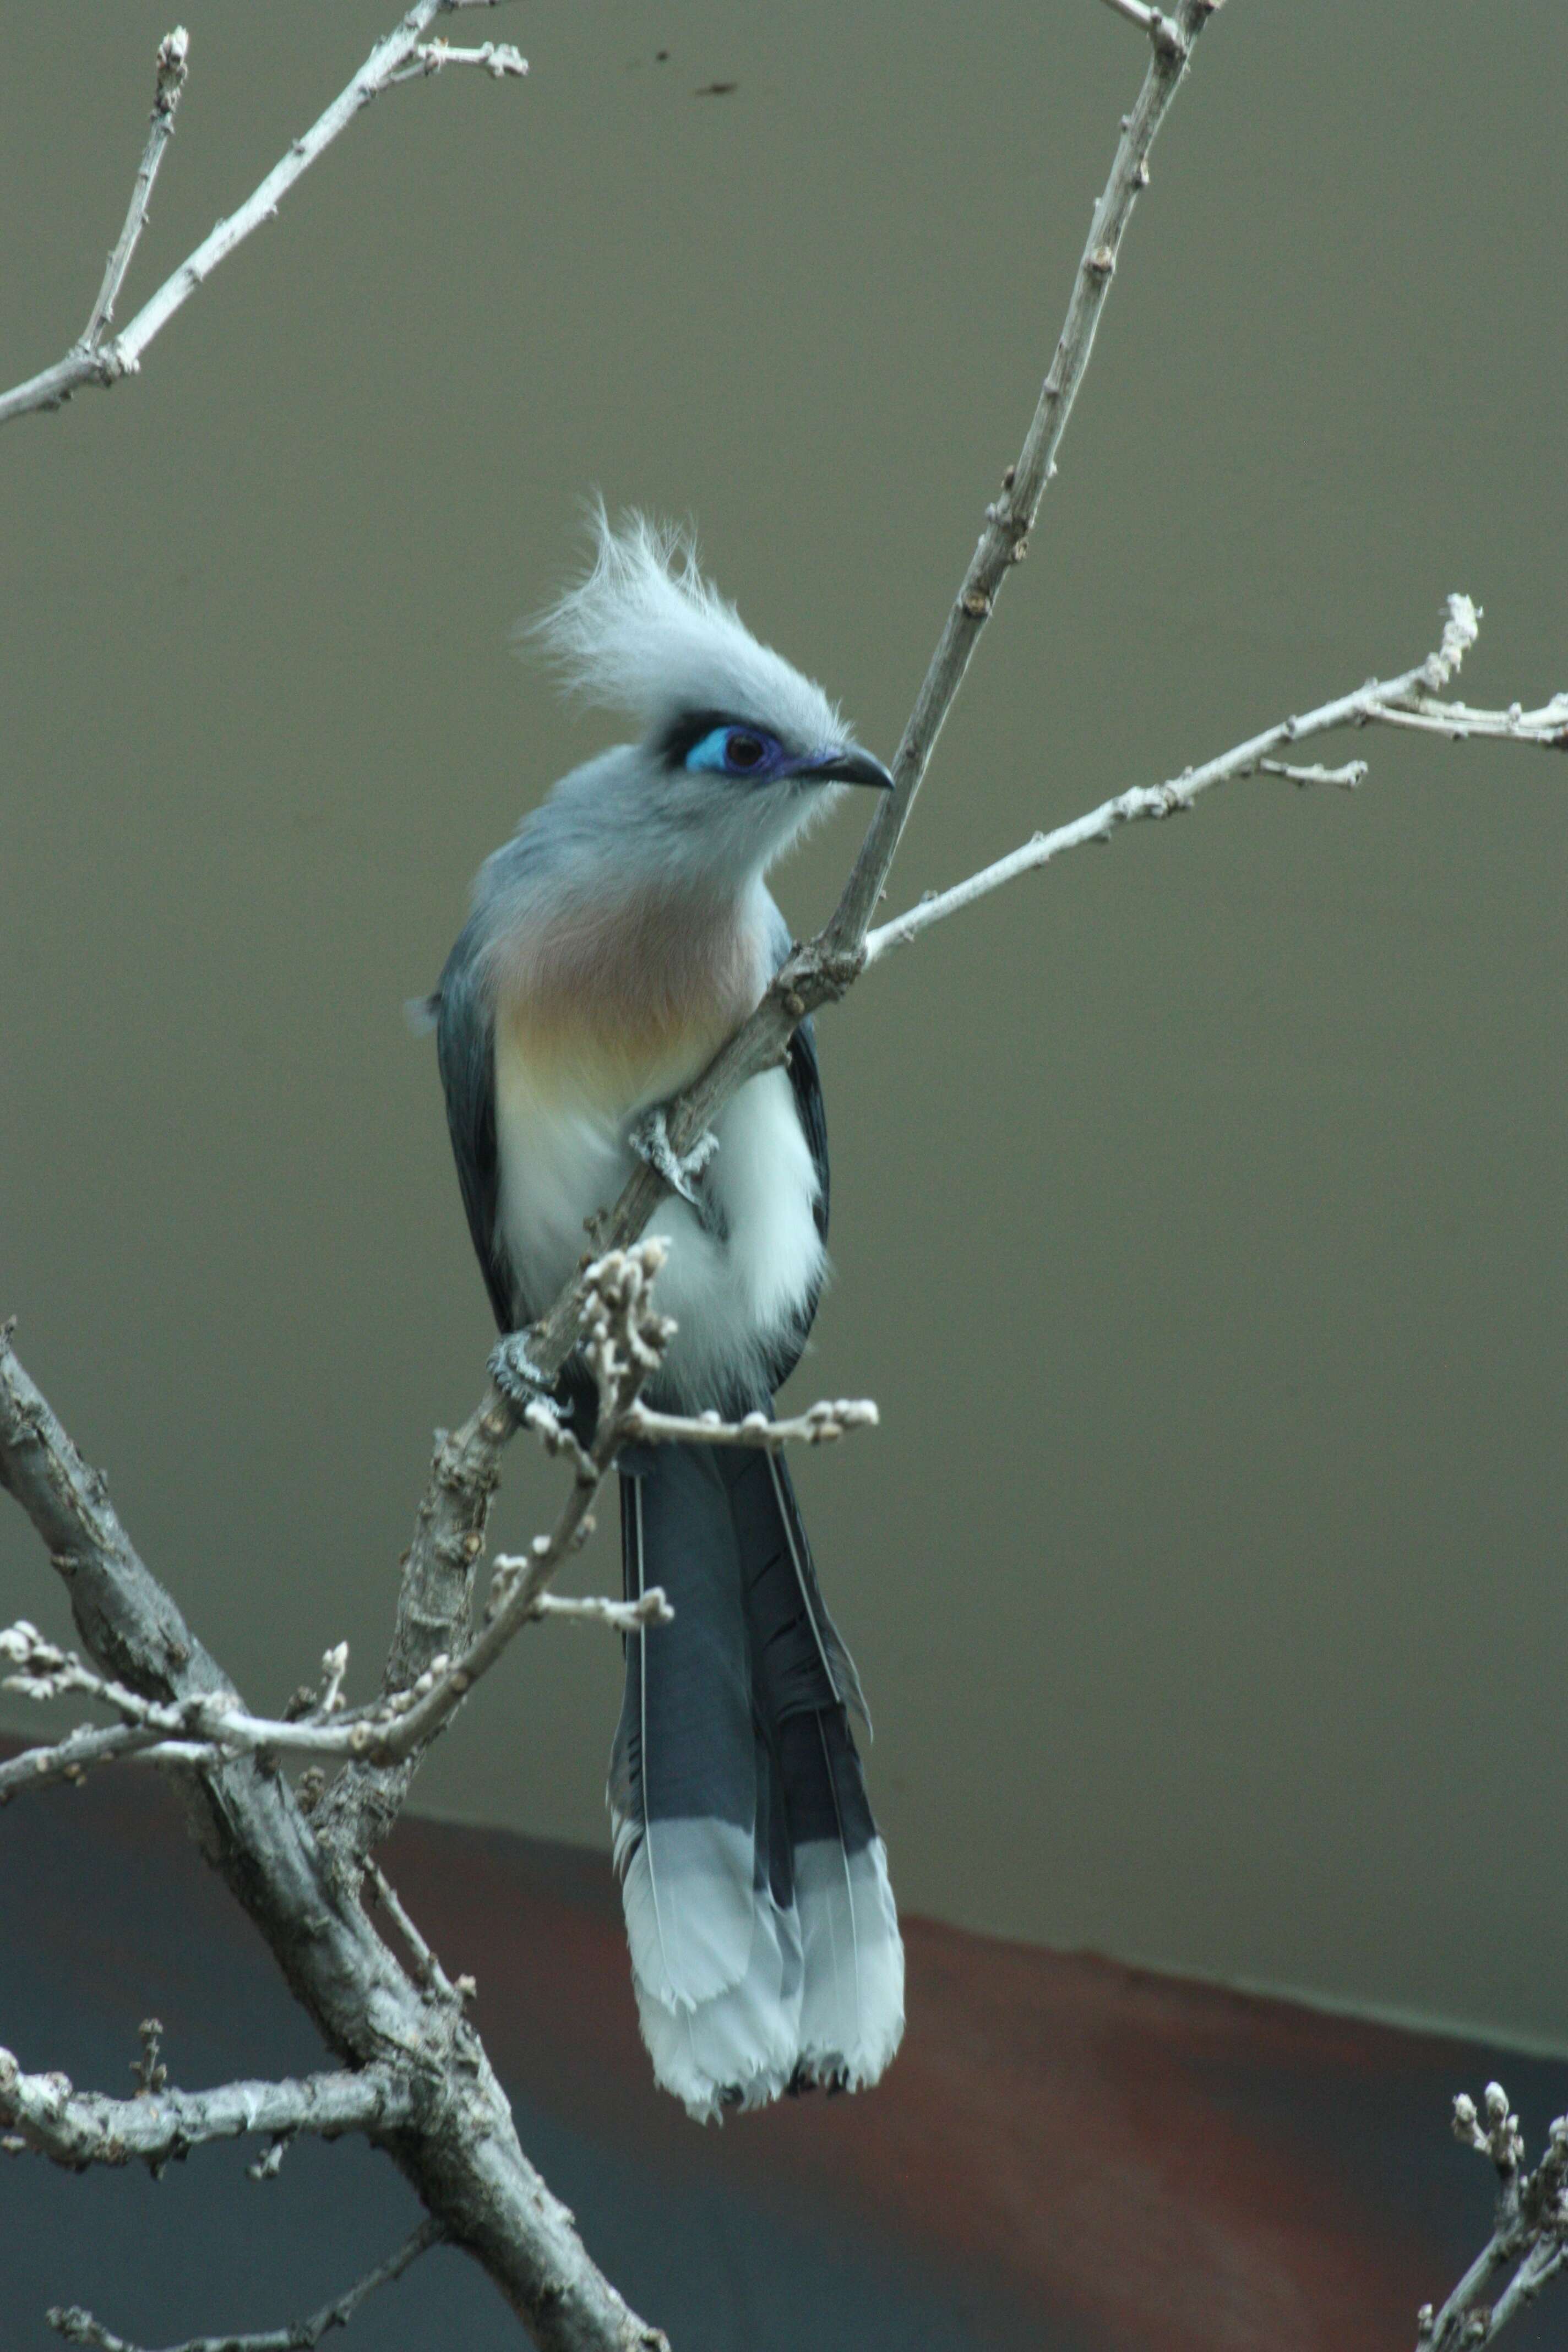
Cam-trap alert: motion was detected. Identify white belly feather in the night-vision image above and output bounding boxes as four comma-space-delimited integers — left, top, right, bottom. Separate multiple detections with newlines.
493, 1026, 823, 1409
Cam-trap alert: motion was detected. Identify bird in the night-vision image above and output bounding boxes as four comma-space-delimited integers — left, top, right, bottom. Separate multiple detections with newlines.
426, 510, 905, 2120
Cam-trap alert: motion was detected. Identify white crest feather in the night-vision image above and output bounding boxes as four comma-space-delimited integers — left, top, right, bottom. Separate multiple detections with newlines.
529, 503, 845, 755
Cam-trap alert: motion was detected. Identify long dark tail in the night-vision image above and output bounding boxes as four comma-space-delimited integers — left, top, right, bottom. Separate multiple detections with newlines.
608, 1438, 903, 2121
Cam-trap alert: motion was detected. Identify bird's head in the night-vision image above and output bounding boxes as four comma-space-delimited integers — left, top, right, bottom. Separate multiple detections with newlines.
527, 507, 892, 887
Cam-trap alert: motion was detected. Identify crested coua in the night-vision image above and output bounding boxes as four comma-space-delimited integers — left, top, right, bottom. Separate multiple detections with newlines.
428, 513, 905, 2119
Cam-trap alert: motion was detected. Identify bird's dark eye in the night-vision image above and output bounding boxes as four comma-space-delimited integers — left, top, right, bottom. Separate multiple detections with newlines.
678, 719, 780, 778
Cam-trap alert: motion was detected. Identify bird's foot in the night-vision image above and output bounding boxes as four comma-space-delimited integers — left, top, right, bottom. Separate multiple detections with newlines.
630, 1106, 719, 1208
487, 1331, 565, 1420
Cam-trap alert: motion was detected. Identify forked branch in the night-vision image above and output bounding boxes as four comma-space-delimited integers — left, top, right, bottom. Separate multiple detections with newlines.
865, 595, 1565, 958
0, 3, 525, 428
0, 1251, 878, 1799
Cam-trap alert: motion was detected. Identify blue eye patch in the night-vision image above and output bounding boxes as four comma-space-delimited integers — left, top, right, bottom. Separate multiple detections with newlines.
685, 723, 776, 778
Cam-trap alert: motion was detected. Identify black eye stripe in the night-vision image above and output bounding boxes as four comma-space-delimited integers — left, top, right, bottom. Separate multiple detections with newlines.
658, 708, 748, 768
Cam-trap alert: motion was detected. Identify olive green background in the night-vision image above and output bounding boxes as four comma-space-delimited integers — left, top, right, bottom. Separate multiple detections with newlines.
2, 4, 1563, 2044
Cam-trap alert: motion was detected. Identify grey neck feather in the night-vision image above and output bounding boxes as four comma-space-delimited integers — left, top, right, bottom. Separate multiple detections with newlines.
473, 741, 839, 938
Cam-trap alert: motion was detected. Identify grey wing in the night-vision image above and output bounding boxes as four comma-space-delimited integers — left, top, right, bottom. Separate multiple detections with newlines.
433, 918, 518, 1333
787, 1015, 829, 1246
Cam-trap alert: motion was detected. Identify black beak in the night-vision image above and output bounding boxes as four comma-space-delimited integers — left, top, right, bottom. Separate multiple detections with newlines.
796, 745, 896, 791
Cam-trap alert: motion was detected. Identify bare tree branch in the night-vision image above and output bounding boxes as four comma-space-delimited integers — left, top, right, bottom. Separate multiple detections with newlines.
0, 2048, 411, 2171
346, 1246, 679, 1766
0, 1327, 669, 2351
48, 2218, 447, 2352
816, 0, 1220, 960
0, 1322, 238, 1710
0, 1606, 667, 1794
1417, 2084, 1568, 2350
863, 595, 1565, 960
0, 2, 525, 429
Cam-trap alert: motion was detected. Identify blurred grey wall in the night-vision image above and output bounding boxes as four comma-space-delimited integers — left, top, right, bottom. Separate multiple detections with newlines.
2, 3, 1564, 2043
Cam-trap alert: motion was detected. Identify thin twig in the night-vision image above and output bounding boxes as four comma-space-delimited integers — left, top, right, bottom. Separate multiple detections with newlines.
0, 1622, 388, 1794
48, 2217, 447, 2352
527, 1589, 673, 1632
0, 1714, 177, 1798
84, 29, 190, 344
1359, 693, 1568, 747
1258, 758, 1368, 790
0, 2, 525, 427
311, 1395, 516, 1863
623, 1398, 879, 1451
1488, 2240, 1568, 2337
365, 1860, 460, 2002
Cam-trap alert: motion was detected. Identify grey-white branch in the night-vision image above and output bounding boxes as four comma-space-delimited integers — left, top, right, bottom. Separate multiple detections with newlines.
0, 1262, 676, 2351
864, 594, 1566, 961
1417, 2085, 1568, 2349
4, 2, 1563, 2349
0, 4, 526, 429
0, 2045, 412, 2172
